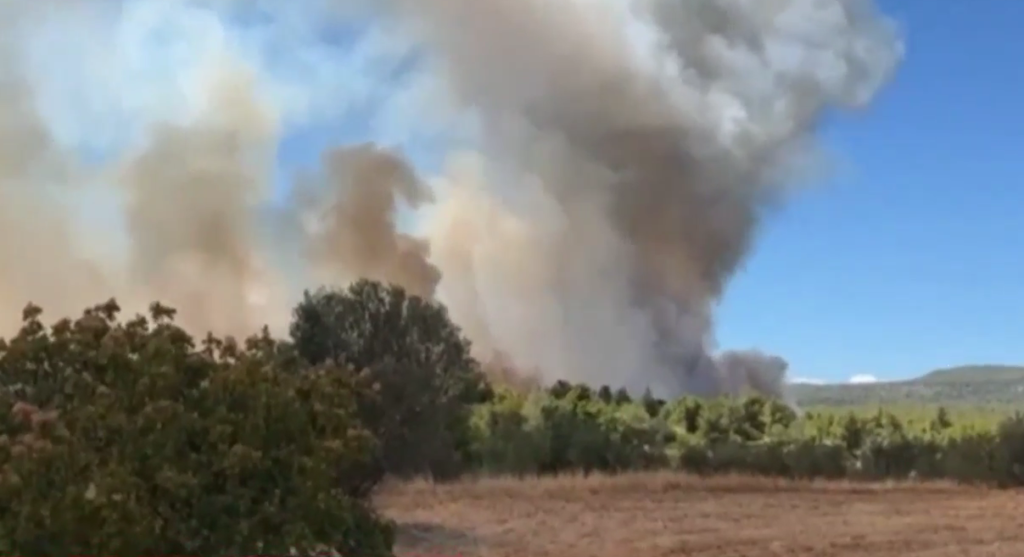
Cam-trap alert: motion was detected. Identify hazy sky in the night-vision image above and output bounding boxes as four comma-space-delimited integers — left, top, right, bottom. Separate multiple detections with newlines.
17, 0, 1021, 385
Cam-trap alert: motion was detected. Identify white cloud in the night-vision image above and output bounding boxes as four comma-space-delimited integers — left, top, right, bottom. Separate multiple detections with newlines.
789, 377, 825, 385
848, 374, 878, 384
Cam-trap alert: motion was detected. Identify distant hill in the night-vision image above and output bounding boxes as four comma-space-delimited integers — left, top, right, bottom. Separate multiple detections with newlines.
917, 365, 1024, 384
790, 365, 1024, 407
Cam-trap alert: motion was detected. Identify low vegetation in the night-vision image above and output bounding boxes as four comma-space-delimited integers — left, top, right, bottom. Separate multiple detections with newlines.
0, 278, 1019, 554
470, 385, 1024, 485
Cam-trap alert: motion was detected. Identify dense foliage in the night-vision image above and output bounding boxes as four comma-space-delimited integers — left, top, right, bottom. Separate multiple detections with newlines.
290, 279, 492, 479
0, 300, 393, 555
467, 383, 1024, 485
0, 280, 1020, 553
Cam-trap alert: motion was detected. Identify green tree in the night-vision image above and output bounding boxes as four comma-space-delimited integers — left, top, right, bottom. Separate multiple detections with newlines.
930, 406, 953, 433
612, 387, 632, 405
289, 279, 490, 479
640, 388, 665, 418
549, 380, 573, 400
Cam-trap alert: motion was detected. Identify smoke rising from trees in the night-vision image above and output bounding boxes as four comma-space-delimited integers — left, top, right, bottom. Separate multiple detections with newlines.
0, 0, 902, 399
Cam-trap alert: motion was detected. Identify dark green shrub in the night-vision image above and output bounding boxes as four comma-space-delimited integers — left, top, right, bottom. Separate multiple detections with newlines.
783, 440, 848, 479
941, 432, 997, 483
992, 413, 1024, 486
290, 279, 489, 480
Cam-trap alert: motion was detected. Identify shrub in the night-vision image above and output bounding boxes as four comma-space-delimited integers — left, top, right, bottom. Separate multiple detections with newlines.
290, 279, 491, 480
992, 413, 1024, 486
0, 300, 394, 556
468, 391, 549, 476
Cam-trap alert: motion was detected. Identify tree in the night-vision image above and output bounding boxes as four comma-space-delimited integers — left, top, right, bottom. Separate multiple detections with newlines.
931, 406, 953, 432
548, 380, 573, 400
289, 279, 490, 479
612, 387, 632, 405
0, 299, 393, 555
641, 387, 665, 418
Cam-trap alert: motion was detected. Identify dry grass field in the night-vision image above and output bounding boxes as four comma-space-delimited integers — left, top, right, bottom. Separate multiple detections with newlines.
376, 473, 1024, 556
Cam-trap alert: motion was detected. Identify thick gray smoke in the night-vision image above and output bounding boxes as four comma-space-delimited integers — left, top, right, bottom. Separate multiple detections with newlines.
378, 0, 903, 397
0, 0, 902, 401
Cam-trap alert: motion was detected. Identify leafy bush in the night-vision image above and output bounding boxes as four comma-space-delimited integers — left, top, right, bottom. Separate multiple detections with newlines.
467, 389, 671, 475
991, 413, 1024, 486
290, 279, 491, 480
0, 300, 394, 556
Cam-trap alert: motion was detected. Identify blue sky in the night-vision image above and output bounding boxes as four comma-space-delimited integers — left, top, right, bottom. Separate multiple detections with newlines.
24, 0, 1020, 384
716, 0, 1023, 383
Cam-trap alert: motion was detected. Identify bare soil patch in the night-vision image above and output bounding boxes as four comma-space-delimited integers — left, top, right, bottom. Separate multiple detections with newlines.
375, 473, 1024, 556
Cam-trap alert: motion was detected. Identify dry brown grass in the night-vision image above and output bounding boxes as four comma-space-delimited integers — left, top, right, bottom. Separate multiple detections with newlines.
375, 472, 1024, 556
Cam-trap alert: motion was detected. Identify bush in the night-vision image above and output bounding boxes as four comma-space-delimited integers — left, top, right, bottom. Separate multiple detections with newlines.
290, 280, 491, 480
468, 391, 549, 476
992, 413, 1024, 486
0, 300, 394, 556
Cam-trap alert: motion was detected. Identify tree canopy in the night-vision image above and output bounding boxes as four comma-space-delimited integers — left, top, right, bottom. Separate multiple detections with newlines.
290, 279, 491, 478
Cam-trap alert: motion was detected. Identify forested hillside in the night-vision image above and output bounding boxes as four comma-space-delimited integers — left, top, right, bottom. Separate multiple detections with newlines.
792, 365, 1024, 406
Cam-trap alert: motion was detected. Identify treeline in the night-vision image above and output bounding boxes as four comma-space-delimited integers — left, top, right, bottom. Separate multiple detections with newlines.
0, 279, 1021, 555
791, 380, 1024, 407
470, 385, 1024, 484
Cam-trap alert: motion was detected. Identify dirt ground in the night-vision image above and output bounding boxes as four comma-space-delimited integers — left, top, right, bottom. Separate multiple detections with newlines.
375, 472, 1024, 557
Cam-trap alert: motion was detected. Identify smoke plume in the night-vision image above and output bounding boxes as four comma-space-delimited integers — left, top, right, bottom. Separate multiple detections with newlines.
117, 57, 286, 336
0, 4, 111, 325
0, 0, 903, 399
297, 143, 441, 300
380, 0, 903, 396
